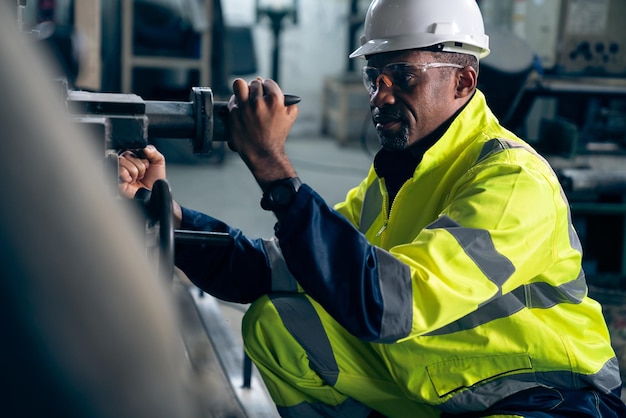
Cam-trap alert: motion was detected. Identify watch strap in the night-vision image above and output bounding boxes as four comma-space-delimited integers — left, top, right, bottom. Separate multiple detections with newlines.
260, 177, 302, 211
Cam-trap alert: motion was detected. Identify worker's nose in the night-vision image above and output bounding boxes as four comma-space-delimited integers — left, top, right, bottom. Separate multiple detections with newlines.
369, 78, 395, 108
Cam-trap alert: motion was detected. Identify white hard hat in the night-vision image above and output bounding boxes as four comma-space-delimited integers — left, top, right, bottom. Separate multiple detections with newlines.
350, 0, 490, 60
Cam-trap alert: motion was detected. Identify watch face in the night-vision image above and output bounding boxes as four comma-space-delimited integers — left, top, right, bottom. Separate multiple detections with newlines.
271, 184, 293, 205
261, 177, 301, 211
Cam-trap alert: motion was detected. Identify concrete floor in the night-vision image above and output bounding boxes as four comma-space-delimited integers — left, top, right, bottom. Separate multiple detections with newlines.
164, 132, 626, 410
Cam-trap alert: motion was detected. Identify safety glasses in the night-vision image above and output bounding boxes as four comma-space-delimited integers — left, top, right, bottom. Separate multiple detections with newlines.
362, 62, 464, 95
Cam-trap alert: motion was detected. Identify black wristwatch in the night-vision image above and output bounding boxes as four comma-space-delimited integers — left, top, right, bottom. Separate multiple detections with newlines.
260, 177, 302, 211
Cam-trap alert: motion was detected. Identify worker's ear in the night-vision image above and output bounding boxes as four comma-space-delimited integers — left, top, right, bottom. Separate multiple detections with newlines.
455, 66, 477, 99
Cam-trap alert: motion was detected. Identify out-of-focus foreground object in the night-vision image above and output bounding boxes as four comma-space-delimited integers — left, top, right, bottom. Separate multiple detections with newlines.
0, 2, 201, 416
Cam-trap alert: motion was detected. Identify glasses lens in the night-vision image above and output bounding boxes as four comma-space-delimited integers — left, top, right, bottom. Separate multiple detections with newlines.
386, 63, 418, 90
362, 63, 421, 94
362, 67, 379, 93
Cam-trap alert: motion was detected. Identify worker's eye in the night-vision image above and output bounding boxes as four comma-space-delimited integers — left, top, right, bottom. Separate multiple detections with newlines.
390, 69, 418, 88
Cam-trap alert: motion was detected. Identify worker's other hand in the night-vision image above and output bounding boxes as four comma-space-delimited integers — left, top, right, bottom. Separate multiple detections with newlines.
227, 77, 298, 186
118, 145, 166, 198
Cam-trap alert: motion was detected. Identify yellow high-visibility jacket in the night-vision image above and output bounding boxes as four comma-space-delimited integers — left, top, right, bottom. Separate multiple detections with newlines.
328, 90, 621, 411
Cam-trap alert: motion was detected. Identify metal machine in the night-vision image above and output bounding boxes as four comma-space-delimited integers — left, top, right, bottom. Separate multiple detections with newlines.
61, 82, 300, 287
480, 0, 626, 77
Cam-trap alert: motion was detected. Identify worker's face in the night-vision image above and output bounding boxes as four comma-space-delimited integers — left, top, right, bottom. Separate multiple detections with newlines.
365, 50, 463, 150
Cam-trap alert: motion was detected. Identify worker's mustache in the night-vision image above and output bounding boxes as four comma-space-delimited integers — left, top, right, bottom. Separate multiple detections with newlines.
372, 107, 404, 124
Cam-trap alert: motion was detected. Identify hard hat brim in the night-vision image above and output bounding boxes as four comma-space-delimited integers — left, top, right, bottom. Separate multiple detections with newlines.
350, 34, 490, 60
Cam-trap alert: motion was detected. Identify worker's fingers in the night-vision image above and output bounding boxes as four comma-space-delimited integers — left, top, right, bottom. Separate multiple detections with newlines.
118, 160, 142, 182
248, 78, 263, 106
118, 161, 141, 185
120, 149, 149, 164
261, 78, 288, 110
261, 78, 298, 119
140, 144, 164, 165
231, 78, 249, 108
261, 78, 281, 97
119, 150, 148, 181
121, 150, 149, 165
118, 165, 133, 184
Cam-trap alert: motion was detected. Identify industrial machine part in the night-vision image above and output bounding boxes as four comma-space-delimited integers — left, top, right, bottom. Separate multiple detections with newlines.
131, 179, 234, 281
559, 168, 626, 195
480, 0, 626, 76
555, 0, 626, 76
66, 86, 301, 156
68, 87, 219, 155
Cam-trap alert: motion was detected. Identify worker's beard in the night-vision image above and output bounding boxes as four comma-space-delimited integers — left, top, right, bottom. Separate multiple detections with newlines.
377, 123, 410, 150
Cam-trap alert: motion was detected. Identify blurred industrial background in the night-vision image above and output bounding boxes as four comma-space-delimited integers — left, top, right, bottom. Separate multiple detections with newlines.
6, 0, 626, 414
17, 0, 626, 149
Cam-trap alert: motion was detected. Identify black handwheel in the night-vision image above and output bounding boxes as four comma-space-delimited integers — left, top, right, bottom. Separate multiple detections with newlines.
146, 179, 174, 280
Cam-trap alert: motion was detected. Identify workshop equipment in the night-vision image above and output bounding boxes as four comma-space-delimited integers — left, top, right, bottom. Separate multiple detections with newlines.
63, 83, 300, 279
67, 87, 221, 155
66, 86, 301, 156
66, 85, 227, 277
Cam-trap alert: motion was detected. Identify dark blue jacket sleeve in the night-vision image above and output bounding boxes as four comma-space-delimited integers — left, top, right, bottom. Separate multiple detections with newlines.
174, 207, 272, 303
276, 185, 386, 341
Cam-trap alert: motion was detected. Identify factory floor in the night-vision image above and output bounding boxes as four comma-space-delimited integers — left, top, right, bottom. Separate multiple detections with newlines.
163, 132, 626, 413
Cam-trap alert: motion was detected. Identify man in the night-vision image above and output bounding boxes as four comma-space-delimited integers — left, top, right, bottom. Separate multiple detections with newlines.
119, 0, 626, 416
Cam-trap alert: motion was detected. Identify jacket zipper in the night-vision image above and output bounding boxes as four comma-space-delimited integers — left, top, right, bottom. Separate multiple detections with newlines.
377, 182, 390, 237
378, 181, 411, 239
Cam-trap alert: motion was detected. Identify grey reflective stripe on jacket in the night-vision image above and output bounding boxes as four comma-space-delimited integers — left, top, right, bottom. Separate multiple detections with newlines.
359, 178, 383, 234
374, 247, 412, 342
437, 357, 623, 414
270, 293, 339, 385
426, 215, 516, 290
264, 226, 412, 343
263, 237, 298, 292
423, 215, 588, 337
276, 397, 372, 418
